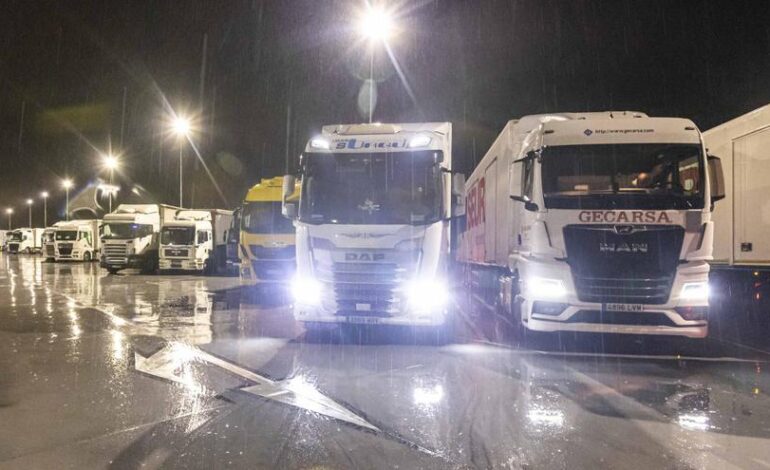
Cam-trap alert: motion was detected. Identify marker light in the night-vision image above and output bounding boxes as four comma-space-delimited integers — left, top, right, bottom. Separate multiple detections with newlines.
407, 279, 448, 311
310, 138, 330, 150
408, 135, 432, 148
680, 282, 710, 301
529, 277, 567, 299
291, 276, 322, 305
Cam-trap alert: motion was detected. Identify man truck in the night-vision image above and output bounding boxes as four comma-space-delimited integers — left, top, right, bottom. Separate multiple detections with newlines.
100, 204, 182, 274
283, 122, 463, 329
458, 112, 725, 338
158, 209, 234, 274
239, 177, 299, 286
53, 220, 102, 262
7, 228, 44, 254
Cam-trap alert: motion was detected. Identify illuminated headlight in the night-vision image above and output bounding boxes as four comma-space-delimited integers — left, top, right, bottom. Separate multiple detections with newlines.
681, 282, 710, 301
310, 137, 330, 150
407, 279, 448, 311
528, 277, 567, 299
291, 276, 322, 305
408, 135, 432, 148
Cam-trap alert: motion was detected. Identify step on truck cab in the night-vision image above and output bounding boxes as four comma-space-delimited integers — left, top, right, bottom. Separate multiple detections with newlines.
239, 177, 299, 286
159, 209, 234, 274
283, 122, 463, 328
458, 112, 726, 338
53, 220, 102, 262
100, 204, 182, 274
7, 228, 44, 254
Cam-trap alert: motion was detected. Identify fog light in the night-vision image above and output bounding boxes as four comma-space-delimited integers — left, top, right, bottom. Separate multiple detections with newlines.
681, 282, 710, 301
291, 276, 322, 305
675, 306, 708, 321
529, 277, 567, 299
407, 279, 448, 312
532, 301, 568, 316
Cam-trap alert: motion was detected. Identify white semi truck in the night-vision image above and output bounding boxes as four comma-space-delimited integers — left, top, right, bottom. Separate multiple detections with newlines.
458, 112, 725, 338
7, 228, 44, 254
283, 122, 463, 329
42, 222, 68, 260
158, 209, 234, 274
703, 104, 770, 268
53, 220, 102, 262
101, 204, 181, 274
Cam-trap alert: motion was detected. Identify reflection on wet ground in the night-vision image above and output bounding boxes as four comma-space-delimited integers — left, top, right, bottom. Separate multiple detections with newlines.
2, 254, 770, 468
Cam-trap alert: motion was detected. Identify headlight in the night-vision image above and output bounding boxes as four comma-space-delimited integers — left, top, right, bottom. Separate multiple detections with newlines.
528, 277, 567, 299
681, 282, 710, 301
291, 276, 322, 305
407, 279, 448, 311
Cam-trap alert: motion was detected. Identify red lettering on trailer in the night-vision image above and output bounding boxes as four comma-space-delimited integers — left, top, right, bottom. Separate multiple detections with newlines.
467, 177, 486, 230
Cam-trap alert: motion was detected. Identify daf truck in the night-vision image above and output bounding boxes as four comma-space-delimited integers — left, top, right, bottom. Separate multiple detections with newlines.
283, 122, 463, 329
239, 177, 299, 286
159, 209, 234, 274
53, 220, 102, 262
7, 228, 44, 254
101, 204, 182, 274
458, 112, 725, 338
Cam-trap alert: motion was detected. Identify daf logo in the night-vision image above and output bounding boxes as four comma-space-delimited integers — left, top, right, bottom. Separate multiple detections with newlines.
613, 225, 636, 235
345, 253, 385, 261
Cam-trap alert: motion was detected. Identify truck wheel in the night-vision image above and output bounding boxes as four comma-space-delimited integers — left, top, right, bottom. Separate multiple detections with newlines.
107, 268, 120, 275
23, 247, 31, 254
83, 252, 92, 262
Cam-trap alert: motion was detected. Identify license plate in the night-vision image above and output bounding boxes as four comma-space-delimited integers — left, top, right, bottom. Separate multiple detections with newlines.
355, 303, 371, 311
347, 316, 381, 325
604, 303, 644, 312
171, 261, 182, 268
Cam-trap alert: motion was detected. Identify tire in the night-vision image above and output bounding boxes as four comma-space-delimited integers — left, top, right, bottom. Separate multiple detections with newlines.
107, 267, 120, 275
83, 252, 92, 262
24, 247, 31, 254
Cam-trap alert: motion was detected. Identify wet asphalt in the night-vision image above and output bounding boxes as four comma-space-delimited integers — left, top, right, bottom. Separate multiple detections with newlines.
1, 253, 770, 469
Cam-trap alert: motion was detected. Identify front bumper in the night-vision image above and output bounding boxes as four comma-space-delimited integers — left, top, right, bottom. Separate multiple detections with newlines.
159, 258, 204, 272
293, 302, 448, 327
241, 258, 295, 285
519, 258, 710, 338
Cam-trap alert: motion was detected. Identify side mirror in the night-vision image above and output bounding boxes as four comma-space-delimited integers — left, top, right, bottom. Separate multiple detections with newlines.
510, 195, 539, 212
708, 155, 725, 203
451, 173, 466, 217
282, 175, 296, 200
451, 173, 466, 196
283, 203, 297, 220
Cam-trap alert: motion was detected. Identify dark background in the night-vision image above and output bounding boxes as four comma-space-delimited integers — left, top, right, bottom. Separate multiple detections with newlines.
1, 0, 768, 224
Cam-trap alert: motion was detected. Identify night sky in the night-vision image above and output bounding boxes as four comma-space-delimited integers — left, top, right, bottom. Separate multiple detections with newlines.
1, 0, 769, 224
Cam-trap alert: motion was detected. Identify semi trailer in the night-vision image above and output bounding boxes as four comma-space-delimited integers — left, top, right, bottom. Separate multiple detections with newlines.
158, 209, 234, 274
283, 122, 463, 329
458, 112, 725, 338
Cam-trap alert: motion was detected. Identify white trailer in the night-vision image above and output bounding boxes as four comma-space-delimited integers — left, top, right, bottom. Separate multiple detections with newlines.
53, 220, 102, 262
100, 204, 182, 274
6, 228, 44, 254
158, 209, 234, 274
703, 104, 770, 267
0, 230, 7, 252
458, 112, 726, 338
283, 122, 463, 329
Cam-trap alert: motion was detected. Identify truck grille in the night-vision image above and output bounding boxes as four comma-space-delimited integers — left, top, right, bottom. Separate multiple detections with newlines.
57, 243, 73, 256
8, 243, 19, 253
104, 244, 128, 263
564, 225, 684, 305
314, 254, 417, 316
163, 248, 189, 258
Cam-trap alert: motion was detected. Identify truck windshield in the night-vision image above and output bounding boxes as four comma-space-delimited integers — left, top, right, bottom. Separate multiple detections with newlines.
242, 202, 293, 234
101, 223, 153, 239
43, 231, 54, 243
9, 232, 22, 241
161, 226, 195, 245
299, 150, 443, 225
541, 143, 705, 210
55, 231, 77, 241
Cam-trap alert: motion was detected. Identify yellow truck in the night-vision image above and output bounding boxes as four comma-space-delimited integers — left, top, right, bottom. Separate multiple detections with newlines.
239, 177, 299, 286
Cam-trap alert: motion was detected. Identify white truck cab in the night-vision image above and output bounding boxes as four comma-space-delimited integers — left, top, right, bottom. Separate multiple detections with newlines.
7, 228, 44, 254
459, 112, 725, 338
158, 209, 233, 274
284, 122, 463, 328
53, 220, 101, 262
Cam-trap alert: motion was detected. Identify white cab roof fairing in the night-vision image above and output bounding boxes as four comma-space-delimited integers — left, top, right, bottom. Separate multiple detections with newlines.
541, 117, 702, 147
174, 210, 213, 222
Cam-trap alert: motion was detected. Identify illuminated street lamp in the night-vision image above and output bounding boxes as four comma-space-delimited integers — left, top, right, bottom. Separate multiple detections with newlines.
26, 199, 33, 227
103, 154, 119, 212
5, 208, 13, 230
40, 191, 49, 227
62, 179, 73, 221
357, 6, 396, 123
170, 116, 191, 207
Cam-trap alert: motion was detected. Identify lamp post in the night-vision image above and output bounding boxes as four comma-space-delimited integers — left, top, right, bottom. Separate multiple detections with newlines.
5, 208, 13, 230
171, 116, 191, 207
62, 179, 73, 221
26, 199, 33, 227
41, 191, 48, 227
357, 6, 395, 123
103, 154, 119, 212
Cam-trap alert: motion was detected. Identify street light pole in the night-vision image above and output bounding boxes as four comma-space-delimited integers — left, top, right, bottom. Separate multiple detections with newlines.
41, 192, 48, 227
358, 6, 394, 123
170, 116, 190, 207
62, 179, 73, 221
179, 144, 183, 207
26, 199, 33, 227
6, 209, 13, 230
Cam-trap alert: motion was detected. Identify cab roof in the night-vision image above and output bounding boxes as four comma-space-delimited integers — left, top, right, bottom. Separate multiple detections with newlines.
244, 176, 299, 203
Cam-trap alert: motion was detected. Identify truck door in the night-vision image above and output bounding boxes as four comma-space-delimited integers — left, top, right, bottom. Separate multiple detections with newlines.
733, 127, 770, 264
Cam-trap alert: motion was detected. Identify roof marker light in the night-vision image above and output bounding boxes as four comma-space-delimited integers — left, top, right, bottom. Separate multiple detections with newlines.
310, 138, 330, 150
408, 135, 432, 148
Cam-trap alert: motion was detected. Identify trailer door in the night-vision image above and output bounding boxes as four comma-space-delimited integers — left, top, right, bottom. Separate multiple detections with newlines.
733, 127, 770, 264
